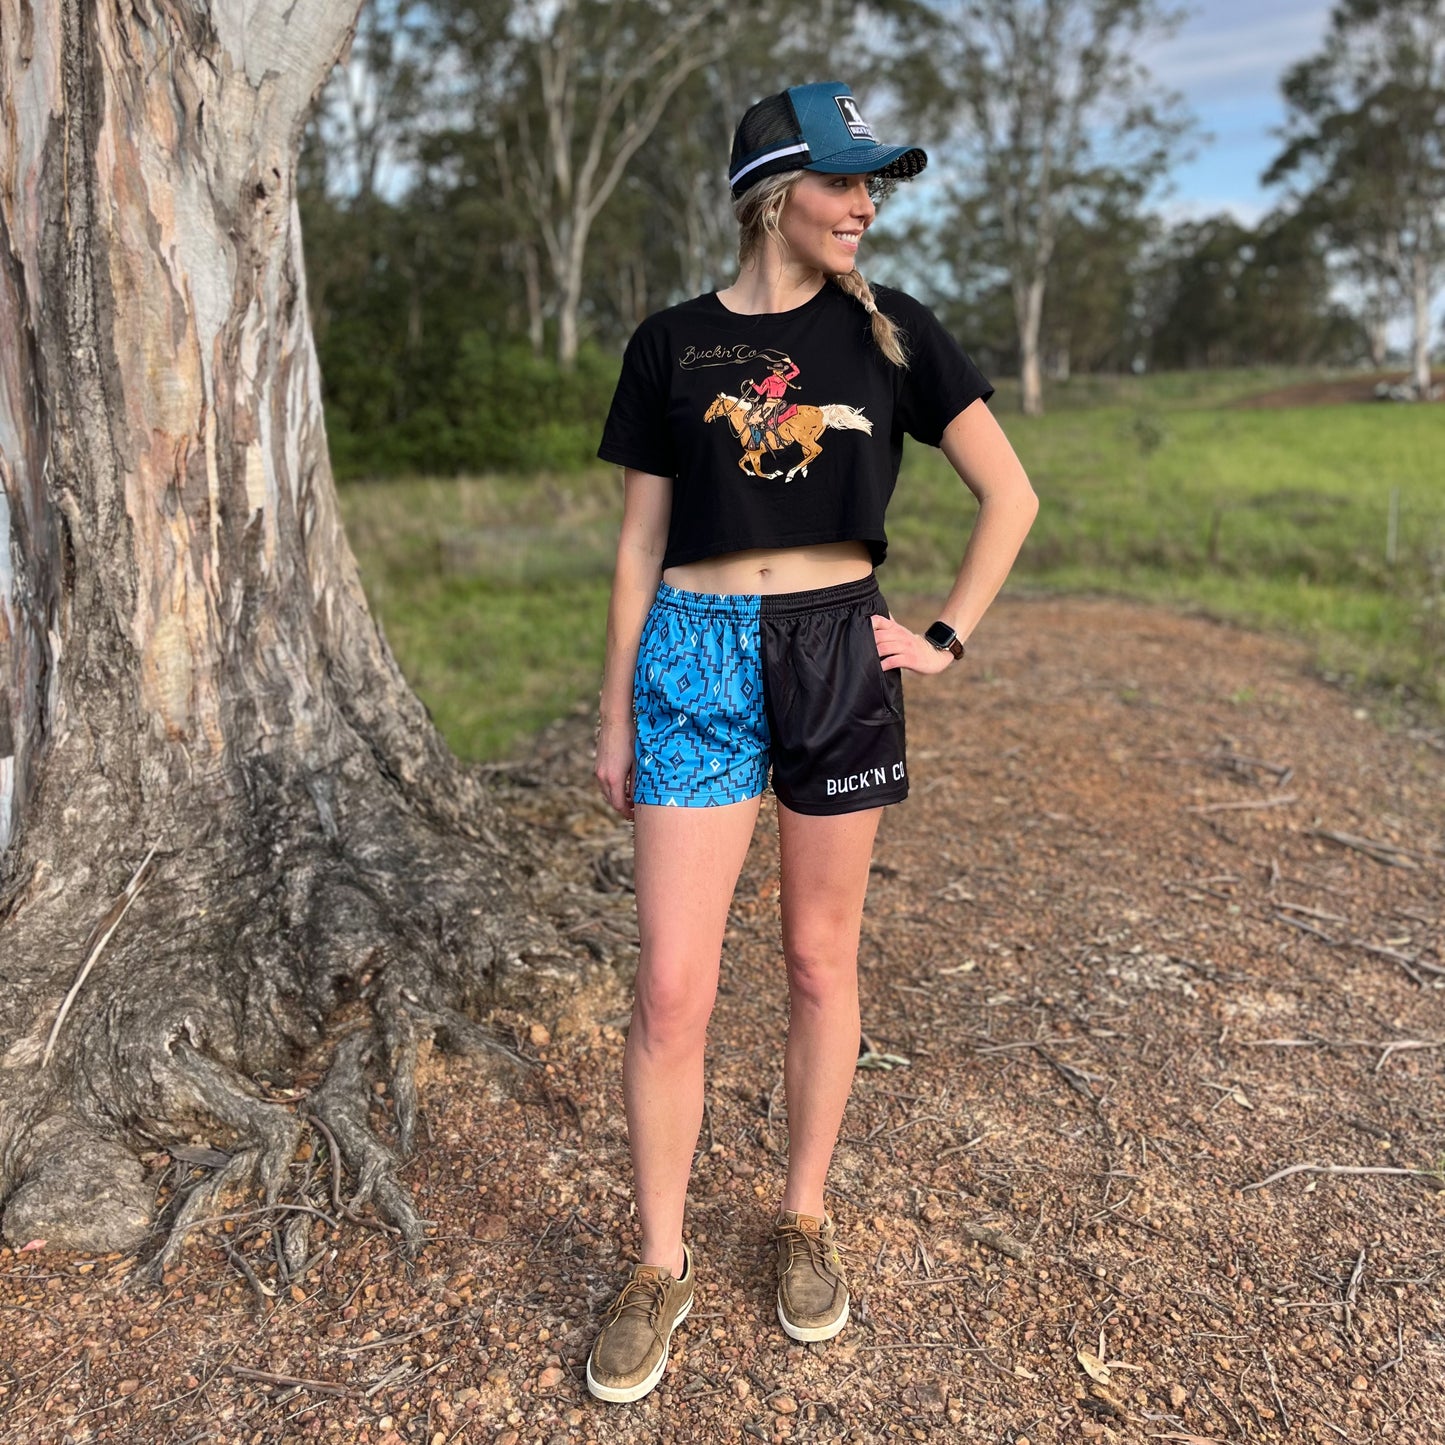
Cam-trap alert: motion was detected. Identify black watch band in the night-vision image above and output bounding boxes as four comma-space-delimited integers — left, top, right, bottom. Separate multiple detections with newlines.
925, 621, 965, 660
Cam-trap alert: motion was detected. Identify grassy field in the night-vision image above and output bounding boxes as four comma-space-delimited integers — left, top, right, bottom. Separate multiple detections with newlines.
338, 372, 1444, 761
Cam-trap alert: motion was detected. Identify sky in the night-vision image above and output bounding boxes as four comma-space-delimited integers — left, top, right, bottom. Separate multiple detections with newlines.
1143, 0, 1335, 225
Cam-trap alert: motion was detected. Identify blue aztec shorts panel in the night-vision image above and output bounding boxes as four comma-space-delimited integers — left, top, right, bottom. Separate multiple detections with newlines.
632, 575, 908, 814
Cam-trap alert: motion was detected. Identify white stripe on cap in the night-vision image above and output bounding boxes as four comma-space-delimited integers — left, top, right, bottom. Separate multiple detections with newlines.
730, 142, 810, 185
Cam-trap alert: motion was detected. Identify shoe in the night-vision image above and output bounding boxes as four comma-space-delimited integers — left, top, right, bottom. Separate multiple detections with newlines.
774, 1211, 849, 1342
585, 1245, 694, 1403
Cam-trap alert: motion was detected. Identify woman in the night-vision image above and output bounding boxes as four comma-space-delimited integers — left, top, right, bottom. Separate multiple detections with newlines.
587, 81, 1038, 1404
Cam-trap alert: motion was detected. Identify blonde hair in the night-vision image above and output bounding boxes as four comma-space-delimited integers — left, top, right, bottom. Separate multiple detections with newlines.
733, 171, 909, 368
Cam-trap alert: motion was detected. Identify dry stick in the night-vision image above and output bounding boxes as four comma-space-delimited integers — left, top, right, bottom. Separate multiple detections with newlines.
1242, 1037, 1445, 1073
1183, 795, 1298, 815
1241, 1163, 1438, 1193
1351, 940, 1445, 978
1274, 900, 1347, 923
1343, 1246, 1367, 1340
224, 1365, 356, 1399
1311, 827, 1442, 865
42, 843, 159, 1066
1374, 1302, 1406, 1379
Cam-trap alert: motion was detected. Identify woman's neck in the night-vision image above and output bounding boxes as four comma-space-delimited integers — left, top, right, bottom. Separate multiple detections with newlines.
716, 257, 827, 316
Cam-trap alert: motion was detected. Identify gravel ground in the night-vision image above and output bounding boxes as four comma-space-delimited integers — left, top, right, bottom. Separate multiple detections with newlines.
2, 595, 1442, 1445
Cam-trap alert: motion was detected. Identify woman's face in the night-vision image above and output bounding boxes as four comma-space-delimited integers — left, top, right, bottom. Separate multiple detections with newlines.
776, 172, 876, 275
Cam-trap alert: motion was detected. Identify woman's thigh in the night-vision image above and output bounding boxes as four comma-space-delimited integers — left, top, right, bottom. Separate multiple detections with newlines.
777, 804, 882, 965
633, 798, 762, 1007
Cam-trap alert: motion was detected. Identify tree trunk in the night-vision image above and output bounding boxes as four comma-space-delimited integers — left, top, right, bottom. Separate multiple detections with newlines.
1409, 249, 1433, 397
556, 222, 588, 371
1015, 272, 1047, 417
0, 0, 561, 1264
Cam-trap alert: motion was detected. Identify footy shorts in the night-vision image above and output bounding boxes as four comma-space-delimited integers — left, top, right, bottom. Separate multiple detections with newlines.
632, 575, 908, 815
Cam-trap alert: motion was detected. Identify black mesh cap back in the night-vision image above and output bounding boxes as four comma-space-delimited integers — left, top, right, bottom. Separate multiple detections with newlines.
729, 92, 806, 197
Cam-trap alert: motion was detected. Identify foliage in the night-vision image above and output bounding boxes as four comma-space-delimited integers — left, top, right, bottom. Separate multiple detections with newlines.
1145, 211, 1365, 369
1263, 0, 1445, 392
927, 0, 1193, 413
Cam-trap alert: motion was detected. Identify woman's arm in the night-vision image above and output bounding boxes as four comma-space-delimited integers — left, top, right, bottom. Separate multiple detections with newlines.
595, 469, 673, 818
874, 397, 1038, 676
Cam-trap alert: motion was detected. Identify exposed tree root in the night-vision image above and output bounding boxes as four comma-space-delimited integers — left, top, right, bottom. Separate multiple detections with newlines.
0, 734, 612, 1273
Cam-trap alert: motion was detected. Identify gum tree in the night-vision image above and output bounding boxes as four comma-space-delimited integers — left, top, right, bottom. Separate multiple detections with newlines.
937, 0, 1190, 415
1265, 0, 1445, 397
0, 1, 551, 1261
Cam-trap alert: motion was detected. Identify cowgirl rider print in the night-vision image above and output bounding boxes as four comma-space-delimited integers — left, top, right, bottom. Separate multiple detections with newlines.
742, 354, 799, 448
588, 79, 1039, 1404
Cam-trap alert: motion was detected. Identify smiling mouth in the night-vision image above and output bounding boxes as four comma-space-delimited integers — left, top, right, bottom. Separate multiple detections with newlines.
832, 231, 861, 249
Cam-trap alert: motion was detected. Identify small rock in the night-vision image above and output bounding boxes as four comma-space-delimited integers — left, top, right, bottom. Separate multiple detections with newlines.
1351, 1375, 1369, 1391
117, 1380, 140, 1396
497, 1433, 520, 1445
772, 1394, 798, 1414
734, 1378, 751, 1400
529, 1023, 551, 1047
1170, 1383, 1187, 1408
473, 1213, 509, 1241
537, 1366, 564, 1388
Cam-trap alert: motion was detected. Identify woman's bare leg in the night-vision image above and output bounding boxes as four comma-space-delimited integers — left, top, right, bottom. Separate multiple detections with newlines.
776, 804, 882, 1217
627, 796, 761, 1273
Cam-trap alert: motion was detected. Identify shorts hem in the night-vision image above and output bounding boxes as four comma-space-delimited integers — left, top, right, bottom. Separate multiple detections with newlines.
773, 786, 909, 817
632, 788, 767, 810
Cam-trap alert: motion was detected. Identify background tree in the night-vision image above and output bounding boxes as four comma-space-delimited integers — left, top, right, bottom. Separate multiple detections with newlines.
1144, 211, 1362, 369
0, 0, 555, 1259
1265, 0, 1445, 395
437, 0, 735, 371
931, 0, 1191, 414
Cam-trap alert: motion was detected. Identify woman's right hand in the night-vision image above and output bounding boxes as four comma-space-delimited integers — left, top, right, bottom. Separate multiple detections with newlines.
594, 717, 638, 820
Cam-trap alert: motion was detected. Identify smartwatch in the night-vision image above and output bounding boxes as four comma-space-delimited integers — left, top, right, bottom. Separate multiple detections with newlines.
925, 621, 965, 660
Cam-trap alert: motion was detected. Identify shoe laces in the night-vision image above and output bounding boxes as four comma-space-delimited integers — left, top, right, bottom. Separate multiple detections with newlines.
776, 1222, 837, 1277
603, 1270, 667, 1327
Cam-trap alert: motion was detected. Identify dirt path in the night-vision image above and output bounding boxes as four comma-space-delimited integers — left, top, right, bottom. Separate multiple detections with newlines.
3, 597, 1442, 1445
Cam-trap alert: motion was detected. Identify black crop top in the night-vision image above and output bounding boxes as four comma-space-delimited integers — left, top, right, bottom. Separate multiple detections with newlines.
597, 282, 993, 569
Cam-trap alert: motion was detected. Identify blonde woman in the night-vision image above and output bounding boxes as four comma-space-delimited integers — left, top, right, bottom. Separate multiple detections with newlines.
587, 81, 1038, 1403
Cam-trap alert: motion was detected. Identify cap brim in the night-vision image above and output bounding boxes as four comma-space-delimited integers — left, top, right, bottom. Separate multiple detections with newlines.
805, 144, 927, 180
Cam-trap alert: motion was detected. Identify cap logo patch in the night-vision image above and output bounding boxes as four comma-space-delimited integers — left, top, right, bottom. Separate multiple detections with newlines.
834, 95, 876, 141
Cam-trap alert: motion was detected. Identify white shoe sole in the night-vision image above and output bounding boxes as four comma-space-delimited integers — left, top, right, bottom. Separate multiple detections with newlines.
585, 1293, 694, 1403
777, 1292, 849, 1343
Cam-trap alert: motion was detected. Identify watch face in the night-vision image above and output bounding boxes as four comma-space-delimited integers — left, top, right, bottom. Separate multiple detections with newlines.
925, 622, 957, 648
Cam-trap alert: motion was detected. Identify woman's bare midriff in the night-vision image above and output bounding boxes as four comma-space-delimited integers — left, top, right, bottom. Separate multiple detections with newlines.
662, 540, 873, 596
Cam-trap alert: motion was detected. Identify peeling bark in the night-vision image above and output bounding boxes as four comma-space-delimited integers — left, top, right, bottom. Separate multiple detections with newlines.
0, 1, 571, 1261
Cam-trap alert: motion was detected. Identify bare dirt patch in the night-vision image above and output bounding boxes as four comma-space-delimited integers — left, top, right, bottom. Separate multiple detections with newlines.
2, 596, 1442, 1444
1231, 373, 1440, 409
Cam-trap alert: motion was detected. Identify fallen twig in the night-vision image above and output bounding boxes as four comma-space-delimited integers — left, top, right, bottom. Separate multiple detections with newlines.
1184, 795, 1298, 815
1240, 1036, 1445, 1073
1260, 1346, 1290, 1431
1343, 1246, 1367, 1339
1241, 1162, 1439, 1193
225, 1365, 356, 1398
961, 1222, 1031, 1260
1308, 828, 1440, 868
43, 843, 159, 1066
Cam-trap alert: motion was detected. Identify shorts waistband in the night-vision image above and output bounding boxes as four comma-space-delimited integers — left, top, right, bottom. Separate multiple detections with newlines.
652, 574, 880, 622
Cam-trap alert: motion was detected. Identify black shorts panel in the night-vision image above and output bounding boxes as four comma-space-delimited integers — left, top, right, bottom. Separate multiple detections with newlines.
759, 576, 908, 815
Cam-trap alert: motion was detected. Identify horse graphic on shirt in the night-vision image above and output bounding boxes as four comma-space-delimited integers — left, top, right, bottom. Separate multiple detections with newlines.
704, 393, 873, 483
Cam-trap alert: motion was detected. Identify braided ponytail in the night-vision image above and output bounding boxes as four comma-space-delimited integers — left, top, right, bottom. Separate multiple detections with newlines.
732, 171, 910, 369
831, 268, 908, 368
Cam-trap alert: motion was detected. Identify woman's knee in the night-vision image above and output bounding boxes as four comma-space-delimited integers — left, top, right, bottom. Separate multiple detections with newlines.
630, 958, 716, 1054
784, 934, 859, 1010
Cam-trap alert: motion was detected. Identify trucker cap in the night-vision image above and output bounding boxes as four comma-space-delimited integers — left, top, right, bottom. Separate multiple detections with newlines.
728, 81, 928, 199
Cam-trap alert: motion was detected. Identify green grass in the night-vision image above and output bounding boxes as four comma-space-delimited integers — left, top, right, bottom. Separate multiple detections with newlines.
338, 370, 1445, 761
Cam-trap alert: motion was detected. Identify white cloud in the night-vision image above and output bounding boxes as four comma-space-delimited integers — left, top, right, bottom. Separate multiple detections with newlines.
1142, 4, 1332, 99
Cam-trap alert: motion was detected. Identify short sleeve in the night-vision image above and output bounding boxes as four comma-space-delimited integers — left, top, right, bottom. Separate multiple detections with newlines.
598, 321, 677, 477
888, 293, 994, 446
